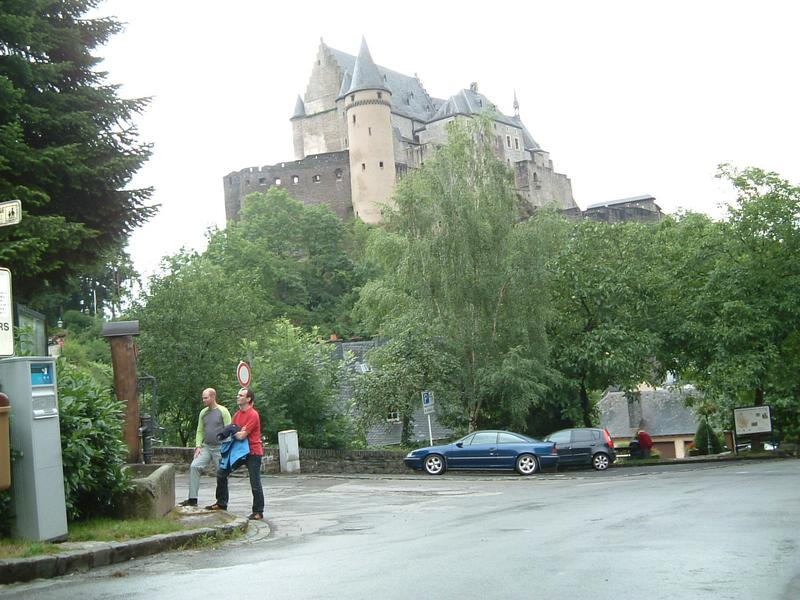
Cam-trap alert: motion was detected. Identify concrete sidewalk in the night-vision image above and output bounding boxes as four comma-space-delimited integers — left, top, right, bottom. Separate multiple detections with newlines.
0, 470, 267, 586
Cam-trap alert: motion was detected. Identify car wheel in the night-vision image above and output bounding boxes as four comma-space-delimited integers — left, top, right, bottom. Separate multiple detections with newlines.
515, 453, 539, 475
592, 452, 610, 471
423, 454, 446, 475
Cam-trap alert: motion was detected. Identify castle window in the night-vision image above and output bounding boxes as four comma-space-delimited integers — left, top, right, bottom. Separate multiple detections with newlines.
368, 127, 372, 136
506, 135, 511, 148
362, 163, 366, 171
258, 177, 266, 184
377, 92, 382, 99
313, 174, 321, 183
292, 175, 299, 184
335, 169, 343, 180
514, 138, 519, 150
379, 161, 384, 168
274, 177, 281, 185
350, 94, 355, 102
352, 114, 356, 124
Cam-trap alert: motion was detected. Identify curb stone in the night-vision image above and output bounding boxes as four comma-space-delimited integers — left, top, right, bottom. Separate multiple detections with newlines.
0, 515, 250, 586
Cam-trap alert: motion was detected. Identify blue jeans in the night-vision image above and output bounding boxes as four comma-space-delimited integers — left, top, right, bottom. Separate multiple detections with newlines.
215, 454, 264, 514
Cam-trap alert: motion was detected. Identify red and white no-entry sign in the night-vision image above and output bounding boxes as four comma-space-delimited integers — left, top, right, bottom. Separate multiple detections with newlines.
236, 361, 252, 388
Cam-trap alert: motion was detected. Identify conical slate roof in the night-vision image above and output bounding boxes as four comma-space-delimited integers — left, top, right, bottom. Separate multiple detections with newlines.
338, 70, 352, 98
291, 95, 305, 119
346, 38, 390, 95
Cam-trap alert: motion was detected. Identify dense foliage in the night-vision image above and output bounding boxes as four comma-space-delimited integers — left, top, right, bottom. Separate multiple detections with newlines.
355, 118, 561, 433
248, 320, 354, 449
0, 0, 154, 305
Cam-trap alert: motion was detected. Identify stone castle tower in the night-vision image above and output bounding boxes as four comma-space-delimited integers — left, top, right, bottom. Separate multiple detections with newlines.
224, 38, 579, 224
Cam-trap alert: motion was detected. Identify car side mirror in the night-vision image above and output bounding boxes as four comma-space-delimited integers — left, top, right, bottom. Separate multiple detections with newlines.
456, 442, 463, 448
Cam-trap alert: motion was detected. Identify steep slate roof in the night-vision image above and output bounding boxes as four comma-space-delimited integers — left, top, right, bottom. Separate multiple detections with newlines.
366, 408, 453, 446
292, 95, 305, 119
431, 87, 518, 128
585, 195, 658, 210
327, 46, 442, 122
599, 386, 700, 439
346, 38, 390, 96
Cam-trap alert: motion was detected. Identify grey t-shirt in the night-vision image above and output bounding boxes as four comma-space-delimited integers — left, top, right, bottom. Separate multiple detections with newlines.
202, 407, 226, 445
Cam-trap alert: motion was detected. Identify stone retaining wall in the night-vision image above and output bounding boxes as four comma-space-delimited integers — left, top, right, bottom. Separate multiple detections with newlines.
152, 446, 407, 474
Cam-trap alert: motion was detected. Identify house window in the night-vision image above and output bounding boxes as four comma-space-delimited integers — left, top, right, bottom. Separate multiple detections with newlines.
292, 175, 299, 184
274, 177, 281, 185
387, 409, 400, 423
312, 174, 321, 183
514, 138, 519, 150
506, 135, 511, 148
335, 169, 343, 180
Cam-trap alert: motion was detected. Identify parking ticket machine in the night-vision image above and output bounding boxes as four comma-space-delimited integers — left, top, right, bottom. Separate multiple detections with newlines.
0, 357, 68, 541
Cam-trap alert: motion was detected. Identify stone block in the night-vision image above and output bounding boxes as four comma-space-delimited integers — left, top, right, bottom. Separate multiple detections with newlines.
119, 463, 175, 520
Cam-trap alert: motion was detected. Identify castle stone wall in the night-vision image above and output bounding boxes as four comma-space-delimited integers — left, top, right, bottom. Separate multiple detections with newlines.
224, 151, 353, 221
300, 108, 344, 155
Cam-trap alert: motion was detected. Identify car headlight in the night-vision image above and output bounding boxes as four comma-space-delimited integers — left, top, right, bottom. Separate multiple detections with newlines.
405, 451, 416, 458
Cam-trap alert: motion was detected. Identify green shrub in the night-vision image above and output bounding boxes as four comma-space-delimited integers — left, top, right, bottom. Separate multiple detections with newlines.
57, 360, 131, 521
694, 420, 723, 455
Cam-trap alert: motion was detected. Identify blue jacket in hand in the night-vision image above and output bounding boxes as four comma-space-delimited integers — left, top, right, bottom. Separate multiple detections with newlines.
217, 424, 250, 470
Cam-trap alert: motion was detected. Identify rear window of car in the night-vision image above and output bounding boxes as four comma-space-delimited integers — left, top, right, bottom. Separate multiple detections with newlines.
498, 432, 527, 444
471, 432, 498, 445
572, 430, 594, 442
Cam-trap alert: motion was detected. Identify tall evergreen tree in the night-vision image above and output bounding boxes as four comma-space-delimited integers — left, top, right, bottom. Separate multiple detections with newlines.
0, 1, 155, 305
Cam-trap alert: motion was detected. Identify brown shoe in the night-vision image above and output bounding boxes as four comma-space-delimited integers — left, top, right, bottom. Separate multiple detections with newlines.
204, 503, 226, 511
248, 512, 263, 520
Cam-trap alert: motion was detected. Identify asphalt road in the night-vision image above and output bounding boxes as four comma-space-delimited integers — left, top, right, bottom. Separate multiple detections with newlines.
4, 460, 799, 600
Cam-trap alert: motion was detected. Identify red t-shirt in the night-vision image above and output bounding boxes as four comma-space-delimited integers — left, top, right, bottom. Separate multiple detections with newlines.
233, 408, 263, 456
637, 431, 653, 449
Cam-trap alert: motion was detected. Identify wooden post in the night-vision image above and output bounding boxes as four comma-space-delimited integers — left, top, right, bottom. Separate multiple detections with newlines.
101, 321, 140, 463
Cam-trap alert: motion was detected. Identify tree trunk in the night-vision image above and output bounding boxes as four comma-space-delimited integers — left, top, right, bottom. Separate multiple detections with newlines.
580, 382, 592, 427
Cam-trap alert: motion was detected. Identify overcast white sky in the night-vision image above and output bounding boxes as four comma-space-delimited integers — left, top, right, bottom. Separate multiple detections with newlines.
91, 0, 800, 278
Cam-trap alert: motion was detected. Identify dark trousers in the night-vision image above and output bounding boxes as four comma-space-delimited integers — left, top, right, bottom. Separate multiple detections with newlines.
215, 454, 264, 514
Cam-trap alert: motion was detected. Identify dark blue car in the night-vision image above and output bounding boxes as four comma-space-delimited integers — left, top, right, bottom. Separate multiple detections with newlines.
404, 430, 558, 475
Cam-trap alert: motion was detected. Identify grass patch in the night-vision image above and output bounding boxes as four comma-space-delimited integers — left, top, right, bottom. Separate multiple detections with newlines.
0, 516, 192, 560
0, 539, 64, 559
67, 517, 188, 542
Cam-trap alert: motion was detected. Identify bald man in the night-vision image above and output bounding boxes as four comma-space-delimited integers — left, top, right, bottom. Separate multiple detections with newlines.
179, 388, 231, 507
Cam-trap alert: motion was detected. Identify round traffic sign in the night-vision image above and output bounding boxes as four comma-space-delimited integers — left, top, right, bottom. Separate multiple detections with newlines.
236, 361, 252, 388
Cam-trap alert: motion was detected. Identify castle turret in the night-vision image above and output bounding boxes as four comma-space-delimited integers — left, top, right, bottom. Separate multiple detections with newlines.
343, 38, 395, 224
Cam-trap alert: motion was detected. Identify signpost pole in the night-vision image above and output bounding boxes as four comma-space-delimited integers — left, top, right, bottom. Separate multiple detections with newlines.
427, 414, 433, 447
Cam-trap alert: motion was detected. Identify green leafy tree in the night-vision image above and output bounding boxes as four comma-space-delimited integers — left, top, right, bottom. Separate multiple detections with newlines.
660, 168, 800, 441
547, 219, 664, 426
133, 251, 271, 445
206, 188, 362, 337
248, 319, 354, 449
355, 118, 559, 432
353, 319, 461, 445
0, 1, 155, 305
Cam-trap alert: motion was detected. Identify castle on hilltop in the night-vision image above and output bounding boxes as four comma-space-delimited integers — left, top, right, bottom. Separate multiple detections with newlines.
223, 38, 580, 224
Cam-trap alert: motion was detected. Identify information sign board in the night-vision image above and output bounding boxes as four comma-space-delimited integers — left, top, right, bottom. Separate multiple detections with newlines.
0, 268, 13, 357
734, 406, 772, 436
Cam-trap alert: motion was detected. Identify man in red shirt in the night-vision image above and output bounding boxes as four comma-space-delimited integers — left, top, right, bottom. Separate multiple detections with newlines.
637, 430, 654, 458
206, 388, 265, 520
